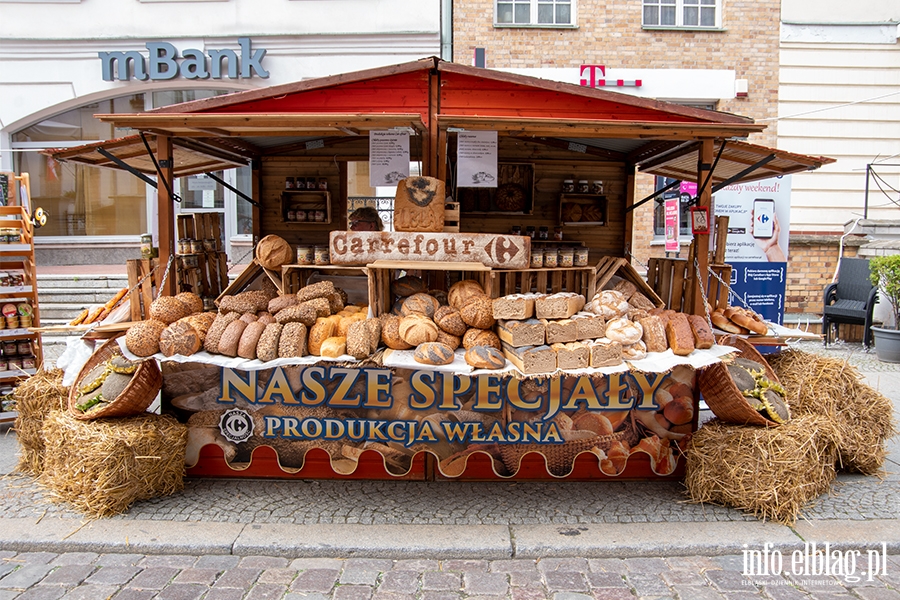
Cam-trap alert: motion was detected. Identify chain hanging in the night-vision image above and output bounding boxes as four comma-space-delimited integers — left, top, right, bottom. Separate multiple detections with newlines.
693, 257, 715, 332
155, 254, 175, 299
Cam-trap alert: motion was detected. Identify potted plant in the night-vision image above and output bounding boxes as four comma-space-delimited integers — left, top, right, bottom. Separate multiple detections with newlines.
869, 254, 900, 362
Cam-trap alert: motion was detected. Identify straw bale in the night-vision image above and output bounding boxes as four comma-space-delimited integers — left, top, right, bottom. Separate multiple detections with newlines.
40, 411, 187, 518
12, 368, 68, 475
768, 350, 896, 474
685, 415, 841, 525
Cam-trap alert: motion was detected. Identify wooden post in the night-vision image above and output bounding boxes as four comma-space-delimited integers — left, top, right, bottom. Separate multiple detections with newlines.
624, 163, 636, 261
251, 158, 262, 243
426, 67, 440, 178
693, 139, 714, 315
157, 135, 176, 296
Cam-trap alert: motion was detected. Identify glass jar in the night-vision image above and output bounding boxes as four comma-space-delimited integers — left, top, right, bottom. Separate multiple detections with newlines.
538, 226, 549, 240
2, 342, 15, 356
306, 177, 317, 190
553, 227, 563, 241
317, 178, 328, 191
17, 341, 31, 355
511, 225, 521, 236
7, 357, 22, 371
558, 247, 575, 268
591, 180, 604, 195
530, 248, 544, 269
543, 248, 559, 268
574, 247, 590, 267
295, 210, 307, 222
190, 240, 203, 253
22, 355, 36, 370
578, 180, 590, 193
296, 245, 314, 265
287, 210, 296, 222
314, 245, 330, 265
526, 226, 536, 239
285, 177, 295, 190
562, 180, 575, 193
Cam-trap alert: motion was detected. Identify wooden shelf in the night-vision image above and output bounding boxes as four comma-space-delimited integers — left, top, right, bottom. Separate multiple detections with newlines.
281, 190, 332, 224
0, 286, 33, 295
559, 193, 607, 226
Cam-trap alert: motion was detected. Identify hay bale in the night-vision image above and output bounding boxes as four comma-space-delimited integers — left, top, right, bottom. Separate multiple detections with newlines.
12, 368, 68, 475
40, 411, 187, 518
685, 415, 841, 525
768, 349, 897, 474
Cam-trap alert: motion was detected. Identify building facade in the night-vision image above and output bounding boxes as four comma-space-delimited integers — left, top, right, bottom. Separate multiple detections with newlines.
0, 0, 444, 265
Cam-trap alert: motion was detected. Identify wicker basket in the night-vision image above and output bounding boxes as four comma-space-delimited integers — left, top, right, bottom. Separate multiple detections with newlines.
698, 335, 781, 427
499, 432, 624, 476
67, 335, 162, 421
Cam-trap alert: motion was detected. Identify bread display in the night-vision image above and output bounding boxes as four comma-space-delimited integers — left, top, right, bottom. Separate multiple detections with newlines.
218, 320, 248, 357
572, 313, 606, 341
612, 279, 637, 299
255, 234, 294, 270
413, 342, 455, 365
464, 345, 506, 370
308, 318, 337, 356
399, 313, 440, 346
629, 291, 657, 311
501, 343, 557, 374
543, 319, 578, 344
204, 312, 240, 353
639, 315, 668, 353
552, 342, 589, 370
275, 303, 319, 326
589, 338, 623, 367
436, 329, 462, 350
400, 293, 440, 318
665, 313, 695, 356
365, 318, 383, 354
605, 317, 643, 345
448, 279, 486, 310
622, 340, 647, 361
327, 292, 345, 314
125, 319, 168, 357
175, 292, 204, 315
588, 290, 629, 319
381, 315, 414, 350
237, 321, 267, 359
535, 293, 584, 320
687, 314, 715, 349
239, 312, 259, 325
149, 296, 191, 325
433, 305, 467, 336
723, 306, 768, 336
462, 328, 501, 351
459, 295, 495, 330
492, 294, 537, 320
278, 322, 308, 358
497, 319, 545, 348
320, 336, 347, 359
218, 290, 270, 314
391, 275, 427, 298
297, 280, 335, 303
256, 323, 283, 362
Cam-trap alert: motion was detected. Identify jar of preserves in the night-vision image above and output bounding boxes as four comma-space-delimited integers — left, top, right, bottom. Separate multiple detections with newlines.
530, 248, 544, 268
578, 180, 590, 193
538, 226, 549, 240
558, 247, 575, 268
287, 210, 296, 222
562, 180, 575, 193
314, 246, 330, 265
17, 341, 31, 355
574, 247, 590, 267
553, 227, 564, 241
285, 177, 295, 190
296, 246, 314, 265
2, 342, 16, 356
591, 180, 604, 195
526, 226, 536, 239
543, 248, 559, 268
317, 178, 328, 190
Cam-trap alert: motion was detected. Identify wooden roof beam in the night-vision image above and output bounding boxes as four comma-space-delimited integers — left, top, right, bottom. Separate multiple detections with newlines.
513, 136, 626, 161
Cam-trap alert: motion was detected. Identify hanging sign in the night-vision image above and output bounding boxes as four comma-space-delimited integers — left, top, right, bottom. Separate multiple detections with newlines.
665, 197, 680, 252
457, 131, 498, 188
369, 130, 410, 188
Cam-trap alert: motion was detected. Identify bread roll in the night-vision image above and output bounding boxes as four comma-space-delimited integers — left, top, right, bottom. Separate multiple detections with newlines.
237, 321, 267, 359
433, 305, 467, 336
296, 280, 335, 303
459, 295, 495, 329
465, 345, 505, 369
399, 313, 439, 346
391, 275, 427, 298
320, 336, 347, 359
268, 295, 298, 315
400, 293, 440, 318
256, 323, 283, 362
218, 290, 270, 314
462, 328, 501, 351
256, 312, 276, 325
175, 292, 204, 315
605, 317, 643, 345
413, 342, 455, 365
159, 320, 203, 357
278, 322, 308, 358
125, 319, 167, 357
346, 321, 371, 359
710, 309, 748, 334
381, 315, 413, 350
724, 307, 768, 336
687, 314, 715, 349
218, 320, 248, 357
448, 279, 486, 310
622, 340, 647, 360
591, 290, 630, 319
309, 318, 336, 356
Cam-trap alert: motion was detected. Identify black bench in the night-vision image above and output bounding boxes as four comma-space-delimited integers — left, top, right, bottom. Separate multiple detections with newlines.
822, 257, 878, 347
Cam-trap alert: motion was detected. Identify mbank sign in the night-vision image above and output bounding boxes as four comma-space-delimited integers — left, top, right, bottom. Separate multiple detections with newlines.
99, 37, 268, 82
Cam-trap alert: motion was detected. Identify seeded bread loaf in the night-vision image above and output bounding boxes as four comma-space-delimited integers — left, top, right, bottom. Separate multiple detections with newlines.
150, 296, 190, 325
159, 320, 203, 357
218, 290, 270, 314
175, 291, 204, 315
268, 295, 298, 315
346, 320, 371, 359
204, 311, 241, 354
278, 322, 308, 358
296, 280, 335, 303
391, 275, 427, 298
462, 328, 501, 351
433, 305, 467, 336
365, 318, 382, 354
459, 295, 495, 329
275, 303, 319, 326
126, 319, 168, 357
256, 323, 283, 362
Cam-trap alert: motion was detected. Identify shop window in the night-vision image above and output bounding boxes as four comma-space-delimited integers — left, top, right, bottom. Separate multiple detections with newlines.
642, 0, 719, 29
495, 0, 574, 26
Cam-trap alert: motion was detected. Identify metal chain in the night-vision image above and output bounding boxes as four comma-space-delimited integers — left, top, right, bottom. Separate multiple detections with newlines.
705, 264, 754, 311
155, 254, 175, 299
693, 257, 715, 332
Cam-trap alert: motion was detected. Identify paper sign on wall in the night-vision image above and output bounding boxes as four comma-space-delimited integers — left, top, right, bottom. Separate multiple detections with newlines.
665, 197, 680, 252
457, 131, 498, 188
369, 130, 410, 188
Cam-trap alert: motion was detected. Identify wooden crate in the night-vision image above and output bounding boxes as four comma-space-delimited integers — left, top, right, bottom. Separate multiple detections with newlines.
593, 256, 663, 306
282, 264, 370, 306
367, 260, 491, 318
126, 258, 159, 321
646, 257, 732, 312
216, 259, 283, 302
487, 267, 595, 298
444, 201, 460, 233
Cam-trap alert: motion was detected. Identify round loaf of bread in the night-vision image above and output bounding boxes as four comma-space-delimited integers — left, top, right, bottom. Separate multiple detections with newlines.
605, 317, 643, 345
381, 315, 413, 350
237, 321, 267, 359
573, 412, 614, 436
464, 345, 505, 370
401, 293, 440, 319
268, 295, 298, 315
436, 329, 461, 350
592, 290, 630, 319
433, 305, 467, 336
182, 312, 216, 339
449, 279, 486, 310
175, 292, 204, 315
459, 296, 495, 329
125, 319, 167, 357
391, 275, 427, 298
622, 340, 647, 360
218, 320, 248, 357
277, 322, 307, 358
399, 313, 439, 346
255, 234, 293, 270
256, 322, 283, 362
429, 289, 449, 306
413, 342, 455, 366
149, 296, 190, 324
462, 328, 501, 351
320, 336, 347, 359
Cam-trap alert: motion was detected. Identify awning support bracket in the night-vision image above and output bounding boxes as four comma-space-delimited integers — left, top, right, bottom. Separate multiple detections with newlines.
711, 153, 777, 194
140, 132, 182, 203
96, 148, 159, 189
626, 179, 680, 213
206, 172, 260, 208
687, 140, 727, 207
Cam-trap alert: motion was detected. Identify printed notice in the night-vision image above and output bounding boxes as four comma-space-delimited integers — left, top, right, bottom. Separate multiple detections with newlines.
458, 131, 498, 188
369, 130, 410, 188
665, 197, 680, 252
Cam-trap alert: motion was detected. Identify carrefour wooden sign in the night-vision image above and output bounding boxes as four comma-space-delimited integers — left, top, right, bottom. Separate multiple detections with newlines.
330, 231, 531, 269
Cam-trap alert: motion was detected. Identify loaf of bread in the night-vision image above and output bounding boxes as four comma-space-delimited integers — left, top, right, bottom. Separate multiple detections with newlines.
462, 328, 501, 351
710, 309, 748, 334
204, 312, 241, 354
275, 303, 318, 326
551, 341, 589, 370
278, 322, 308, 358
268, 295, 298, 315
320, 336, 347, 359
237, 321, 267, 359
327, 292, 345, 315
381, 315, 413, 350
297, 280, 335, 303
217, 320, 248, 357
535, 293, 585, 320
605, 317, 643, 345
302, 297, 332, 319
492, 294, 536, 320
400, 293, 440, 319
149, 296, 191, 325
543, 319, 578, 344
175, 291, 204, 315
308, 318, 337, 356
501, 342, 557, 375
391, 275, 427, 298
629, 291, 657, 311
687, 314, 715, 349
399, 313, 439, 346
590, 290, 629, 319
239, 312, 259, 325
159, 320, 202, 357
589, 338, 623, 367
459, 295, 495, 329
218, 290, 270, 314
346, 321, 371, 359
639, 315, 668, 353
465, 345, 506, 370
433, 305, 467, 336
255, 234, 293, 270
448, 279, 486, 310
664, 396, 694, 425
497, 319, 545, 348
436, 329, 461, 350
365, 318, 382, 354
413, 342, 455, 365
256, 322, 283, 362
724, 306, 768, 336
571, 312, 606, 341
612, 279, 637, 299
126, 319, 168, 357
256, 312, 276, 325
622, 340, 647, 361
666, 313, 695, 356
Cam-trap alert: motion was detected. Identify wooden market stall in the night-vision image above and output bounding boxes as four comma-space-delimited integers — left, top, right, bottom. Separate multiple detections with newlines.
47, 57, 832, 481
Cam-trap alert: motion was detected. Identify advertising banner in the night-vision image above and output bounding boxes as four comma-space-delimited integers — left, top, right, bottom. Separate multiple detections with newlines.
665, 197, 680, 252
172, 363, 697, 479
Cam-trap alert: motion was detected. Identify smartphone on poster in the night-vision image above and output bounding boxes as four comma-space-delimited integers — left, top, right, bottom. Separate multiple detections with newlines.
753, 198, 775, 238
